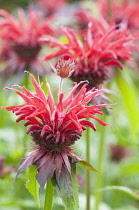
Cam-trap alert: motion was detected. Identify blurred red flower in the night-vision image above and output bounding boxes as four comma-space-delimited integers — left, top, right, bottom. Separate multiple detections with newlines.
110, 144, 131, 163
0, 9, 55, 76
36, 0, 67, 15
0, 157, 14, 177
75, 9, 109, 35
1, 72, 110, 188
41, 23, 134, 87
99, 0, 139, 32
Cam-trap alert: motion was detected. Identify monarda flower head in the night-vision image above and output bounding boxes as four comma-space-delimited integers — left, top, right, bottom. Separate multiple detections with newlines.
36, 0, 67, 16
1, 72, 110, 189
99, 0, 139, 32
0, 9, 55, 76
109, 144, 131, 163
41, 23, 134, 88
75, 9, 109, 35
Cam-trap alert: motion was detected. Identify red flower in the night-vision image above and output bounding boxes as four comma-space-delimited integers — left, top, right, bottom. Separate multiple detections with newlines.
75, 9, 109, 35
0, 9, 55, 76
36, 0, 67, 15
0, 40, 10, 62
99, 0, 139, 32
1, 72, 110, 188
109, 144, 131, 163
41, 23, 134, 87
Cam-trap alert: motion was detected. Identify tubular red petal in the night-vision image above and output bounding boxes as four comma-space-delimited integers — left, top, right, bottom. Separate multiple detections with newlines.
69, 83, 88, 108
92, 116, 110, 127
24, 120, 39, 126
16, 114, 28, 122
46, 133, 53, 140
80, 120, 97, 131
26, 125, 40, 134
15, 105, 36, 115
40, 125, 52, 137
103, 59, 123, 69
46, 82, 55, 113
63, 81, 86, 109
5, 87, 31, 103
83, 89, 100, 104
28, 72, 47, 103
57, 93, 64, 113
1, 105, 24, 112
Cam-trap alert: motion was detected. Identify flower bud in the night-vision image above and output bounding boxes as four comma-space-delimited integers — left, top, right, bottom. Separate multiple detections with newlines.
56, 58, 76, 78
48, 58, 76, 79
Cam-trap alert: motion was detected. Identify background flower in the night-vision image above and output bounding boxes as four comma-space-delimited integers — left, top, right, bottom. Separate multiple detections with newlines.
36, 0, 67, 16
0, 9, 55, 77
99, 0, 139, 32
41, 23, 134, 88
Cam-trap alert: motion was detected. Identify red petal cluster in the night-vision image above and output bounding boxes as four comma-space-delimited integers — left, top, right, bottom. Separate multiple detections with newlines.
0, 9, 55, 75
1, 72, 110, 188
36, 0, 67, 14
4, 72, 109, 138
41, 23, 134, 87
75, 9, 109, 35
99, 0, 139, 32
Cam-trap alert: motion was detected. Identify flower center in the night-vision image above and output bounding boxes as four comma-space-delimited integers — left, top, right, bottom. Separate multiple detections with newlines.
11, 43, 41, 61
71, 67, 109, 88
30, 129, 81, 152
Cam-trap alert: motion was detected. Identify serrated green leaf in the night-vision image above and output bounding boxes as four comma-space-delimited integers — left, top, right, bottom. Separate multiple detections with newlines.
116, 71, 139, 140
100, 186, 139, 200
52, 163, 79, 210
78, 160, 102, 173
26, 165, 40, 208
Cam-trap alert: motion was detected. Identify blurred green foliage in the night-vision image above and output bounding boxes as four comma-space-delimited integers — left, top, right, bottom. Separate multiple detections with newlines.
0, 0, 29, 11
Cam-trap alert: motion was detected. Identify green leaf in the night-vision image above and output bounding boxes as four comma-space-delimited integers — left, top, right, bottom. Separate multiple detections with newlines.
52, 163, 79, 210
26, 165, 40, 208
99, 186, 139, 200
116, 71, 139, 140
78, 160, 102, 173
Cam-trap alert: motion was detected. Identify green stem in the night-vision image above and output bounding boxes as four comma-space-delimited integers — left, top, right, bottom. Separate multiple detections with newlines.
44, 180, 54, 210
22, 72, 30, 155
86, 125, 91, 210
59, 78, 63, 93
95, 115, 107, 210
